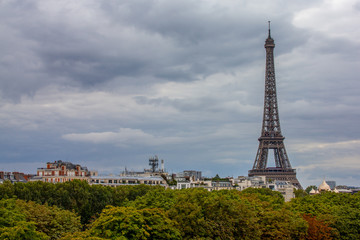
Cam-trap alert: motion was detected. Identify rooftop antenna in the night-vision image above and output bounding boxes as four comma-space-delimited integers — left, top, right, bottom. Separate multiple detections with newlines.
149, 155, 159, 172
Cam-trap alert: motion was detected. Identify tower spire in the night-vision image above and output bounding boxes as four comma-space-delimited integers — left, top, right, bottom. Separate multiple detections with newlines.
268, 21, 271, 38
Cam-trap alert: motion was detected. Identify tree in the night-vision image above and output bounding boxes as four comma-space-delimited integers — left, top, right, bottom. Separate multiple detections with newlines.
305, 186, 318, 194
129, 188, 176, 210
16, 199, 82, 239
59, 232, 103, 240
201, 191, 262, 239
257, 208, 307, 239
212, 174, 221, 181
0, 199, 49, 240
241, 187, 284, 208
289, 192, 360, 239
89, 206, 181, 239
0, 180, 15, 199
294, 189, 308, 198
302, 214, 334, 240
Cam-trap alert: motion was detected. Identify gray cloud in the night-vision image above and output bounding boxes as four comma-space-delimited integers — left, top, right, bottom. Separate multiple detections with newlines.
0, 0, 359, 188
0, 0, 310, 98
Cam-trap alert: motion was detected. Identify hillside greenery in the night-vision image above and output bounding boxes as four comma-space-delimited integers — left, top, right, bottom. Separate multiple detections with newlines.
0, 180, 359, 239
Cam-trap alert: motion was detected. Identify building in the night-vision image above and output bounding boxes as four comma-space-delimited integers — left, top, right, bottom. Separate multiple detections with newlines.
233, 176, 267, 190
211, 181, 233, 191
89, 175, 167, 187
309, 180, 359, 195
120, 156, 168, 178
318, 180, 331, 192
31, 160, 97, 183
0, 171, 28, 183
268, 180, 296, 202
171, 174, 296, 200
88, 157, 169, 188
182, 170, 202, 181
326, 181, 336, 190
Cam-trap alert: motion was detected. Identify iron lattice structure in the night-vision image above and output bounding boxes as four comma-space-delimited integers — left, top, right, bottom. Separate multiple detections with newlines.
249, 23, 302, 189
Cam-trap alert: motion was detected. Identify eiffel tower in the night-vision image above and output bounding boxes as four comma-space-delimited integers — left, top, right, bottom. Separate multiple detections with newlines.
248, 22, 302, 189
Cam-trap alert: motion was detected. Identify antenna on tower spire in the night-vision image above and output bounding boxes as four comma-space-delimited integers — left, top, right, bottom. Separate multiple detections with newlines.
268, 21, 271, 38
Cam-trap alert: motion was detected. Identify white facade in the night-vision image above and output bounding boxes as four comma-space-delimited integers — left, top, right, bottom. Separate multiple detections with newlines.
89, 175, 167, 187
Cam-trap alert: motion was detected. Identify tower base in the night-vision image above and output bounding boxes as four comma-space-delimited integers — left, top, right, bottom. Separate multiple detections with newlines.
249, 168, 302, 189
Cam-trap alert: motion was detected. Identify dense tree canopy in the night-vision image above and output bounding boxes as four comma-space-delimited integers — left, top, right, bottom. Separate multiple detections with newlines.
0, 180, 157, 224
0, 198, 80, 240
289, 191, 360, 239
1, 180, 360, 239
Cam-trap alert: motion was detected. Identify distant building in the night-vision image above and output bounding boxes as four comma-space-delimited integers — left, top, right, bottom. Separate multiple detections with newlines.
336, 185, 360, 193
211, 181, 233, 191
120, 156, 168, 178
89, 175, 167, 187
31, 160, 97, 183
181, 170, 202, 181
170, 174, 295, 200
91, 156, 169, 188
309, 180, 359, 195
268, 180, 295, 202
326, 181, 336, 190
232, 176, 267, 190
175, 181, 192, 189
0, 171, 28, 183
318, 180, 331, 192
172, 179, 212, 190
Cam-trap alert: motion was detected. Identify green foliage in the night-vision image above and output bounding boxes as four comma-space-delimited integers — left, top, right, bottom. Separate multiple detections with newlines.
212, 174, 221, 181
0, 198, 81, 239
257, 207, 307, 239
59, 231, 104, 240
1, 181, 158, 225
241, 187, 285, 208
0, 181, 15, 199
2, 181, 360, 239
289, 192, 360, 239
210, 174, 230, 182
0, 199, 49, 240
166, 188, 306, 240
16, 199, 82, 239
305, 185, 318, 194
129, 188, 177, 210
294, 189, 308, 198
89, 206, 181, 239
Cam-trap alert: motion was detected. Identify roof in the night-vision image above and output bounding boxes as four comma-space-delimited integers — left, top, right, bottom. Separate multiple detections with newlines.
319, 180, 331, 191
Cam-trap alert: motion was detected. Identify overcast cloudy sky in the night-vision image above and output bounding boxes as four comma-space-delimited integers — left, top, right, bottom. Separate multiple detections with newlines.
1, 0, 359, 188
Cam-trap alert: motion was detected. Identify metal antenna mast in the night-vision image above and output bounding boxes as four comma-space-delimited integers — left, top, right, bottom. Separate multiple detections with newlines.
149, 155, 159, 172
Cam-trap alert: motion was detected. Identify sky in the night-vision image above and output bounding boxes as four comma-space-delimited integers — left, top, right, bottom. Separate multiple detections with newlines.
1, 0, 360, 188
